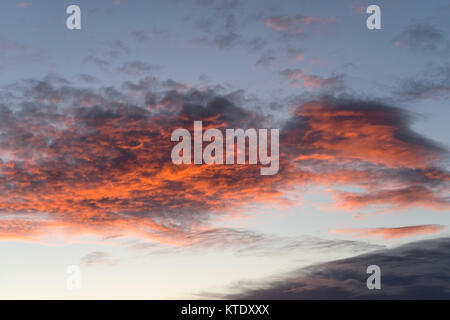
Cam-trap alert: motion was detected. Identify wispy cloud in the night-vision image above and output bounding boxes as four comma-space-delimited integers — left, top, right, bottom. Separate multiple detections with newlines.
394, 67, 450, 100
81, 251, 120, 267
280, 69, 344, 90
14, 2, 32, 9
333, 225, 446, 240
117, 61, 157, 76
265, 15, 339, 35
393, 23, 448, 52
133, 227, 383, 256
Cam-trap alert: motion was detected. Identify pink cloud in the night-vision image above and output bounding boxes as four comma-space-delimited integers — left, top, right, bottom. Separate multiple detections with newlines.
333, 225, 446, 240
349, 0, 365, 15
280, 68, 342, 90
286, 48, 304, 63
16, 2, 31, 8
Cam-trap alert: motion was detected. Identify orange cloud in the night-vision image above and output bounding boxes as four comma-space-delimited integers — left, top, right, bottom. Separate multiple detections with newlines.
0, 79, 447, 244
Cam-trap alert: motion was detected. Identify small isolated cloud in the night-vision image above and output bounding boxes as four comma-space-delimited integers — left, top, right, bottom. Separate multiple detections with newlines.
0, 38, 44, 64
130, 29, 170, 43
81, 251, 119, 267
15, 2, 31, 9
309, 57, 325, 66
286, 48, 304, 63
393, 24, 448, 52
117, 61, 156, 76
84, 55, 110, 71
255, 55, 276, 68
349, 0, 365, 15
280, 68, 344, 90
334, 225, 446, 240
106, 40, 130, 57
191, 32, 240, 50
265, 15, 339, 35
78, 74, 98, 84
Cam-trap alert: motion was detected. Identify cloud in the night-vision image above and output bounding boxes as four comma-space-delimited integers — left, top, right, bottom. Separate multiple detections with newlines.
106, 40, 130, 57
81, 251, 119, 267
255, 55, 276, 67
281, 98, 449, 212
333, 225, 446, 240
190, 31, 240, 50
15, 2, 31, 9
265, 15, 339, 36
335, 186, 450, 211
188, 2, 243, 50
0, 77, 448, 244
84, 56, 110, 71
117, 61, 157, 76
280, 69, 344, 90
283, 98, 446, 168
130, 29, 170, 43
84, 40, 131, 71
133, 227, 383, 256
78, 74, 98, 84
205, 237, 450, 299
349, 0, 365, 16
286, 48, 304, 63
394, 67, 450, 100
393, 24, 448, 52
0, 38, 44, 64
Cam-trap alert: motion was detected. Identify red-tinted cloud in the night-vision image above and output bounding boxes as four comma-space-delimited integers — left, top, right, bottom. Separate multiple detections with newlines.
280, 69, 343, 89
0, 78, 448, 244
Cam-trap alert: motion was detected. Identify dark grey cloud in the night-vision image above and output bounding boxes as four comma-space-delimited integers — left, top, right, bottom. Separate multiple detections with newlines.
205, 237, 450, 299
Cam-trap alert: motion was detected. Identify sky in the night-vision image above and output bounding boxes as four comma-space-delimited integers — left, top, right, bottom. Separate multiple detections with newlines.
0, 0, 449, 299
